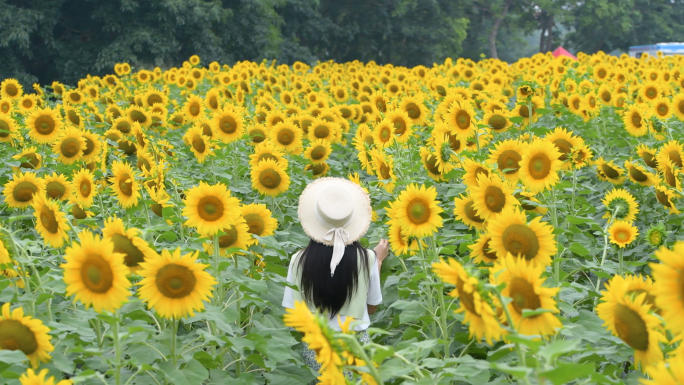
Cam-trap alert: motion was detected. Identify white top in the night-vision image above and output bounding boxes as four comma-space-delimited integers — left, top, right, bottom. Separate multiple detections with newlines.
282, 252, 383, 331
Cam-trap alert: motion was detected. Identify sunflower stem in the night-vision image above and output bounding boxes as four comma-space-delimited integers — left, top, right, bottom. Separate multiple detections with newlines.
417, 240, 437, 339
595, 209, 618, 295
494, 289, 529, 374
170, 317, 178, 366
339, 334, 383, 384
112, 310, 122, 385
549, 188, 561, 284
93, 317, 103, 348
618, 248, 624, 276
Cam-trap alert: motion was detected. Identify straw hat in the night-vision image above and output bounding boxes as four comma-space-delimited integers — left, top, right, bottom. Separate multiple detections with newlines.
298, 177, 372, 276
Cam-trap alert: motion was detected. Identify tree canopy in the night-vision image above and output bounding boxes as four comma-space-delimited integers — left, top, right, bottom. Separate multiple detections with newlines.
1, 0, 683, 85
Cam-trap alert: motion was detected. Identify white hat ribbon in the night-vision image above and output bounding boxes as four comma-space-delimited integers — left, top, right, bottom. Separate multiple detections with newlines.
323, 227, 350, 277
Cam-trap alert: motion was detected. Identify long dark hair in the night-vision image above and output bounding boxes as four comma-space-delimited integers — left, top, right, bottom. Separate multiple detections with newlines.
297, 239, 370, 316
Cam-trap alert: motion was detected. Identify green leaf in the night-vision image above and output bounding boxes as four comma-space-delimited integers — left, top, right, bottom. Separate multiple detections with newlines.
522, 308, 555, 318
538, 339, 580, 362
0, 350, 27, 365
539, 363, 595, 385
569, 242, 589, 257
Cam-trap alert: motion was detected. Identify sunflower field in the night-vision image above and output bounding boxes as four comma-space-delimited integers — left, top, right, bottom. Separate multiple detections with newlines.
1, 51, 684, 385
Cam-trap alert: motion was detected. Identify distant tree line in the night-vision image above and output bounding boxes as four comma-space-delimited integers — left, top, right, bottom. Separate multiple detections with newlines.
1, 0, 683, 86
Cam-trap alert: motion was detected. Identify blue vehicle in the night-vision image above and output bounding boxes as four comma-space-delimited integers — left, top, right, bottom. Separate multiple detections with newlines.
629, 42, 684, 58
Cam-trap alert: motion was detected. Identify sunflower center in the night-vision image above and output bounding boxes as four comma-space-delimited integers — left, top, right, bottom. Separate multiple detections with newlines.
137, 157, 151, 173
197, 196, 225, 221
615, 229, 630, 242
614, 303, 649, 351
67, 110, 80, 126
35, 115, 56, 135
509, 277, 542, 315
448, 135, 462, 152
528, 154, 551, 180
392, 118, 407, 136
484, 186, 506, 213
640, 152, 657, 168
628, 166, 648, 182
406, 198, 430, 225
0, 120, 11, 137
257, 153, 277, 163
598, 69, 607, 78
148, 94, 163, 105
379, 125, 391, 141
46, 181, 66, 199
118, 173, 133, 197
250, 128, 265, 143
80, 254, 114, 293
656, 188, 672, 208
60, 137, 81, 158
83, 136, 95, 156
677, 100, 684, 115
519, 105, 532, 118
277, 128, 294, 145
600, 164, 622, 180
259, 168, 282, 189
12, 181, 38, 202
657, 104, 669, 116
424, 154, 441, 175
406, 103, 420, 119
455, 110, 471, 130
219, 115, 237, 134
189, 103, 200, 116
313, 124, 330, 139
483, 239, 498, 260
464, 201, 485, 223
488, 115, 507, 131
130, 110, 147, 123
218, 225, 239, 248
5, 84, 18, 97
631, 113, 642, 128
40, 206, 58, 233
19, 153, 40, 169
502, 224, 540, 260
601, 91, 611, 102
111, 233, 145, 267
669, 151, 683, 168
498, 150, 521, 173
156, 264, 197, 298
456, 277, 479, 315
311, 146, 326, 160
645, 87, 657, 100
379, 162, 391, 180
80, 179, 92, 197
310, 163, 327, 176
116, 121, 131, 133
243, 213, 265, 235
0, 320, 38, 355
627, 289, 658, 311
552, 139, 572, 161
192, 135, 206, 153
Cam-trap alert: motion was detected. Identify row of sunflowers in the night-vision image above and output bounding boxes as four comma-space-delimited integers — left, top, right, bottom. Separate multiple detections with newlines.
0, 50, 684, 384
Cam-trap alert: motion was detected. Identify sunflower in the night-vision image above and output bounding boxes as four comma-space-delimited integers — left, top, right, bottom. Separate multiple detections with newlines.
269, 121, 302, 153
183, 124, 213, 163
205, 218, 252, 252
62, 105, 83, 128
304, 139, 332, 164
596, 276, 665, 371
126, 106, 150, 127
211, 107, 245, 143
515, 191, 548, 215
249, 141, 288, 168
651, 97, 672, 120
26, 108, 64, 144
432, 258, 504, 344
387, 223, 416, 256
655, 185, 680, 214
444, 99, 477, 140
183, 95, 205, 122
39, 173, 71, 202
1, 78, 23, 100
371, 118, 395, 149
247, 123, 267, 144
544, 127, 582, 170
0, 113, 18, 143
658, 140, 684, 168
481, 109, 512, 133
371, 149, 397, 192
602, 188, 639, 222
453, 194, 486, 230
71, 168, 97, 208
399, 95, 427, 126
488, 139, 526, 180
307, 118, 338, 143
241, 203, 278, 245
61, 230, 131, 312
673, 93, 684, 120
490, 254, 561, 337
251, 158, 290, 196
659, 159, 681, 190
3, 172, 45, 209
640, 355, 684, 385
386, 109, 414, 143
512, 96, 544, 125
110, 161, 140, 208
596, 158, 626, 185
623, 104, 650, 137
18, 368, 72, 385
387, 184, 443, 238
0, 303, 53, 368
31, 194, 69, 248
640, 82, 662, 102
609, 220, 639, 248
12, 147, 42, 171
622, 274, 660, 315
63, 90, 84, 105
488, 206, 556, 266
518, 139, 562, 193
420, 147, 445, 181
81, 131, 102, 164
102, 217, 159, 273
624, 160, 657, 186
462, 158, 492, 188
137, 248, 216, 319
51, 127, 85, 165
469, 233, 499, 264
470, 174, 518, 220
636, 145, 658, 169
651, 242, 684, 335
